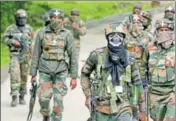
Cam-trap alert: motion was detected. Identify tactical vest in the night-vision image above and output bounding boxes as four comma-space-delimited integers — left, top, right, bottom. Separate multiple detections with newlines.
93, 51, 132, 113
41, 31, 65, 60
64, 18, 82, 40
9, 24, 33, 52
148, 44, 175, 93
125, 34, 149, 77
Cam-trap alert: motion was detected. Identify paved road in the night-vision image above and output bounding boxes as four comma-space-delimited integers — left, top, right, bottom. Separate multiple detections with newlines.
1, 11, 164, 121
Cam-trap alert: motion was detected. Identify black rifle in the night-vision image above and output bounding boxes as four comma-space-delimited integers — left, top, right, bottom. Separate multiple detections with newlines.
27, 81, 38, 121
87, 77, 97, 121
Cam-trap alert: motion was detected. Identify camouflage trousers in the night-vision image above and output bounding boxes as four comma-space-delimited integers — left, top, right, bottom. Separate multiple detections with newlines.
75, 39, 80, 59
9, 55, 29, 96
94, 110, 132, 121
149, 92, 176, 121
37, 71, 68, 121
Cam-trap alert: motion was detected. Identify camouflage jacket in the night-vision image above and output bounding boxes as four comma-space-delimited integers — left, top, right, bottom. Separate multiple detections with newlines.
63, 17, 86, 40
2, 24, 34, 59
30, 26, 78, 78
147, 43, 175, 94
125, 31, 152, 78
81, 47, 144, 114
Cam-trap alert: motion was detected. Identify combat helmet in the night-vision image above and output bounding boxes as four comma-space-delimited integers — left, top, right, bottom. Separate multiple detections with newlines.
155, 18, 174, 30
70, 9, 80, 16
105, 22, 127, 38
15, 9, 27, 18
49, 9, 65, 18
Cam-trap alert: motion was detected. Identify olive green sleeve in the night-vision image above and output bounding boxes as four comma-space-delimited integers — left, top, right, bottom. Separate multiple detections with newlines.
66, 32, 78, 78
78, 20, 86, 36
30, 29, 43, 76
81, 51, 97, 98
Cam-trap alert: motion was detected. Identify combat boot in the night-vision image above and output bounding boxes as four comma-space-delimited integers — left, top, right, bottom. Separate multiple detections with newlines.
19, 94, 26, 105
11, 95, 17, 107
43, 116, 50, 121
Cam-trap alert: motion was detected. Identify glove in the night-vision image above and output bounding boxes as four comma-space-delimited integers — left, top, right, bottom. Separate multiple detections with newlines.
70, 78, 77, 89
11, 40, 21, 47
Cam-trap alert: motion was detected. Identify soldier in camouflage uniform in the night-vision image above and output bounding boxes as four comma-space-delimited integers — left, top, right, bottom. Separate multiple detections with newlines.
124, 14, 152, 121
147, 19, 175, 121
63, 8, 87, 59
30, 9, 78, 121
164, 6, 175, 22
122, 3, 143, 30
2, 9, 34, 107
141, 11, 152, 33
81, 23, 146, 121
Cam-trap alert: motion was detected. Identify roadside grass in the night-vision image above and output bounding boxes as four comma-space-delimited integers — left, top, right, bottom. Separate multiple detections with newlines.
1, 1, 153, 66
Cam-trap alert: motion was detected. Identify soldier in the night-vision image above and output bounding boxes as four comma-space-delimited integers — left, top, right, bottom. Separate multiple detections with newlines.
147, 19, 175, 121
64, 8, 86, 59
122, 3, 143, 29
30, 9, 78, 121
125, 14, 152, 121
164, 6, 175, 21
81, 23, 146, 121
142, 11, 152, 32
2, 9, 34, 107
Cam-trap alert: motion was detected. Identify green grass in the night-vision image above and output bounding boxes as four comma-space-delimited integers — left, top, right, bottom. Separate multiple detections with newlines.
1, 1, 153, 66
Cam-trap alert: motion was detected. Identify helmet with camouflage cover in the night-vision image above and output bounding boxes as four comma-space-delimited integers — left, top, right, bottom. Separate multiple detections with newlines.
164, 6, 175, 21
15, 9, 27, 26
134, 3, 142, 10
142, 11, 152, 26
70, 8, 80, 16
105, 22, 127, 38
49, 9, 65, 18
155, 18, 174, 30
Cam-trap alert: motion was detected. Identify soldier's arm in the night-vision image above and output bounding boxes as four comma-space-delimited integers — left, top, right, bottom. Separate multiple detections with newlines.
66, 32, 78, 78
30, 29, 43, 76
81, 51, 97, 99
131, 62, 145, 111
78, 20, 86, 36
2, 26, 14, 46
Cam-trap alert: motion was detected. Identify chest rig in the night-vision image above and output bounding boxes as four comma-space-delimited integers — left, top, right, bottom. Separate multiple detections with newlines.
148, 44, 175, 85
41, 30, 66, 60
93, 50, 132, 113
125, 34, 149, 77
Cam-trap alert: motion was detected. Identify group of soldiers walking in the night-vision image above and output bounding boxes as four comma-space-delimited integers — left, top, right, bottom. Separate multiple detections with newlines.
2, 3, 175, 121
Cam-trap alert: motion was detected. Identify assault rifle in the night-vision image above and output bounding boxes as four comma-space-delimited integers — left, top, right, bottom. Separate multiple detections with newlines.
27, 81, 38, 121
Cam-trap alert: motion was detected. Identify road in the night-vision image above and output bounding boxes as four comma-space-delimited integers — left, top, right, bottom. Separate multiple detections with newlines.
1, 11, 163, 121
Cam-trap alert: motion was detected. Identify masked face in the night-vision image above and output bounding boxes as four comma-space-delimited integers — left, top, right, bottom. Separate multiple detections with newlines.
156, 28, 174, 49
130, 21, 143, 37
50, 16, 63, 31
107, 33, 124, 47
16, 16, 27, 26
165, 11, 174, 21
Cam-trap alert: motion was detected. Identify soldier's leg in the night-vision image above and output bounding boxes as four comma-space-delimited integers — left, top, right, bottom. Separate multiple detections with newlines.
9, 56, 21, 107
19, 62, 29, 104
163, 101, 176, 121
37, 72, 53, 120
75, 40, 80, 60
150, 104, 166, 121
52, 71, 68, 121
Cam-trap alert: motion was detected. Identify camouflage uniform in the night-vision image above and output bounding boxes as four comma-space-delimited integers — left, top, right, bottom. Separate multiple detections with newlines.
30, 9, 78, 121
64, 9, 86, 58
164, 6, 175, 22
147, 19, 175, 121
2, 9, 34, 107
81, 23, 145, 121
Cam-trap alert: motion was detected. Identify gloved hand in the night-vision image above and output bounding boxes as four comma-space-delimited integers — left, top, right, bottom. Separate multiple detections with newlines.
70, 78, 77, 89
11, 40, 21, 47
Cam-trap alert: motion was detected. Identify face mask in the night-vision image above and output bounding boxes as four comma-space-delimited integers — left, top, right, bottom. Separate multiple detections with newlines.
107, 33, 124, 47
16, 17, 27, 26
50, 19, 62, 31
156, 31, 174, 49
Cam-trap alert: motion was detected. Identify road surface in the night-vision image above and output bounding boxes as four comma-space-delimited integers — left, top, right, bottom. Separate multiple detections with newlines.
1, 11, 164, 121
